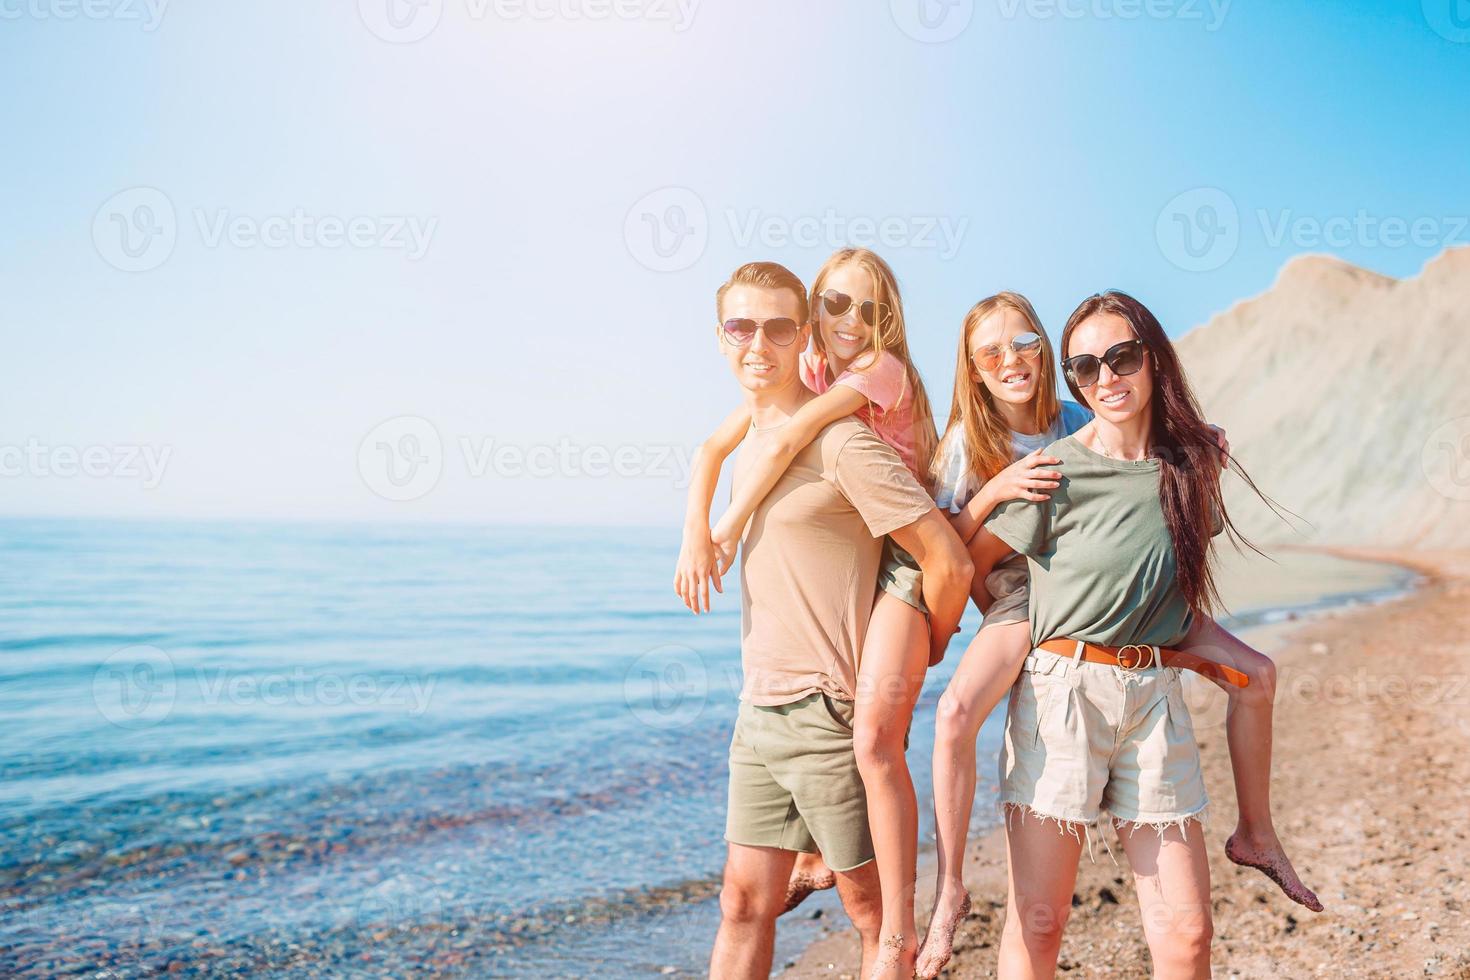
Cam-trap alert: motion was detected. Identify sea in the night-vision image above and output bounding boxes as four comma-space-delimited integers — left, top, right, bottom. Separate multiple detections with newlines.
0, 518, 1414, 977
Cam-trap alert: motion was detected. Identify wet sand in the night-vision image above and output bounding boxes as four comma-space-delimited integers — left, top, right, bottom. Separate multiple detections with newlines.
784, 548, 1470, 978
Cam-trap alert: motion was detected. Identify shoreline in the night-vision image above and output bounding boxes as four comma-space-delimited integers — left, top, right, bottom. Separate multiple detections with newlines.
783, 547, 1470, 978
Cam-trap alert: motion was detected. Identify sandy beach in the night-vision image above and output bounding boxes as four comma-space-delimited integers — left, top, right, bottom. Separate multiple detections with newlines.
784, 548, 1470, 978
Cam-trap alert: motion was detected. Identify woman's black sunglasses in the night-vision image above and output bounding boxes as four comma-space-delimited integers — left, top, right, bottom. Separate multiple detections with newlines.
819, 289, 891, 327
1062, 339, 1147, 388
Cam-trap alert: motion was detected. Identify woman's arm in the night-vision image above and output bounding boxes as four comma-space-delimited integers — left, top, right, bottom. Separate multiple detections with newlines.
708, 385, 869, 557
673, 406, 750, 614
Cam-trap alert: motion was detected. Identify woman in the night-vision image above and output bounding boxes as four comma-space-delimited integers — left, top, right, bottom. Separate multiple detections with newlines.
917, 293, 1318, 977
675, 248, 964, 979
972, 291, 1275, 978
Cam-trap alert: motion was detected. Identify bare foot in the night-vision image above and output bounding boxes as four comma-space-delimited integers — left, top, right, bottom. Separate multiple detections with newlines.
1226, 830, 1324, 912
780, 867, 836, 915
867, 932, 917, 980
915, 890, 971, 978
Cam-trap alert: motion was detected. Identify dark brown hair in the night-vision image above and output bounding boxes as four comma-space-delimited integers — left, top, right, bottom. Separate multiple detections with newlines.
1060, 290, 1273, 616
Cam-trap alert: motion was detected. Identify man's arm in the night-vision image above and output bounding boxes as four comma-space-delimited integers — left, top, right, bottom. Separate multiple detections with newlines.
888, 509, 975, 667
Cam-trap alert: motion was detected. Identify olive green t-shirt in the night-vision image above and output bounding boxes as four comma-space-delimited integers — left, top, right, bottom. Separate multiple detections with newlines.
984, 434, 1218, 649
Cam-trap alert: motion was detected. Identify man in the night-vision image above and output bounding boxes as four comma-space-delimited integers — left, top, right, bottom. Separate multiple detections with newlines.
707, 262, 972, 979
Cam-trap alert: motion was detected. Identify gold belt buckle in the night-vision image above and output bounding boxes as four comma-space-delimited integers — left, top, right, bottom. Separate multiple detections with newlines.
1116, 644, 1153, 670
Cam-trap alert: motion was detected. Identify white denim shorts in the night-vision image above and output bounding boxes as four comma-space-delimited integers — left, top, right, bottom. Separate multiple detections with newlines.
980, 554, 1030, 630
998, 645, 1208, 831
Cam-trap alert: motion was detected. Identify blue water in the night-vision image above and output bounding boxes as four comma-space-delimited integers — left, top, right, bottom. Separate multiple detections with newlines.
0, 519, 1413, 978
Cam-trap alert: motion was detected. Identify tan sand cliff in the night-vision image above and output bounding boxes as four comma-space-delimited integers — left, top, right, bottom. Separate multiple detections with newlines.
1175, 246, 1470, 548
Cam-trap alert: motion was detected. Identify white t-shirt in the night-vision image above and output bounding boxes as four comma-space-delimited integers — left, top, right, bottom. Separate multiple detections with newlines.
933, 401, 1093, 514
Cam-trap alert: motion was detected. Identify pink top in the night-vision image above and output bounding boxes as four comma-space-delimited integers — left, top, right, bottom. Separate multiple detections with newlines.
800, 346, 924, 483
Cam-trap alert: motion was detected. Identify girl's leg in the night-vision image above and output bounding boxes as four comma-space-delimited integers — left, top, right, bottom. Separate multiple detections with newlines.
1115, 818, 1214, 980
852, 592, 930, 980
1180, 616, 1322, 910
997, 809, 1085, 979
781, 849, 835, 914
916, 620, 1032, 978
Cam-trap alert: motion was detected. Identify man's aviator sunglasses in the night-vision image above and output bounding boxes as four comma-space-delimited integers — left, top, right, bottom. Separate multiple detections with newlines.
720, 316, 803, 347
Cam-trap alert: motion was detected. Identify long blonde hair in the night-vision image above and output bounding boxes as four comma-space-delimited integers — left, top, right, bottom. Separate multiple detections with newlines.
934, 291, 1062, 487
808, 248, 939, 485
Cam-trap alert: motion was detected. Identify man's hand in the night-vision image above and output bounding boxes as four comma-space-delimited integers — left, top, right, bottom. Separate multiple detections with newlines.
674, 529, 724, 614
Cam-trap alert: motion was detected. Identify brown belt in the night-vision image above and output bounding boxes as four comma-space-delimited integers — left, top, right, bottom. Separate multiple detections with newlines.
1036, 638, 1250, 689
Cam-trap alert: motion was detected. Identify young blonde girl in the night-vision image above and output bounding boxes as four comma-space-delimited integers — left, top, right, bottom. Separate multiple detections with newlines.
915, 292, 1321, 978
675, 248, 964, 979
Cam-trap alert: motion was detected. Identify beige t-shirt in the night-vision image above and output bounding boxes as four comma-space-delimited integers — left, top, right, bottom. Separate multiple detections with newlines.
736, 417, 935, 706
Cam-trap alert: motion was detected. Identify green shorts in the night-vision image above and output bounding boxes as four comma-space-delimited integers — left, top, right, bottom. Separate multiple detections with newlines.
725, 693, 874, 872
876, 537, 926, 614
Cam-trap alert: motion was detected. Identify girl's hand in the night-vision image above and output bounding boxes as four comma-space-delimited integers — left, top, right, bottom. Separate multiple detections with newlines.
1206, 423, 1230, 465
987, 448, 1063, 504
710, 528, 739, 581
674, 530, 723, 614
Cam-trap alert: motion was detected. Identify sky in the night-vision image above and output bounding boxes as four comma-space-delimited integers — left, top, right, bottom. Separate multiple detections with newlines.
1, 0, 1467, 526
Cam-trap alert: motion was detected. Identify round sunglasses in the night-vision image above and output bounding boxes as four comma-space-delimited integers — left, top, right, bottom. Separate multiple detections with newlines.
970, 331, 1043, 374
720, 316, 802, 348
1062, 338, 1147, 388
819, 289, 891, 327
